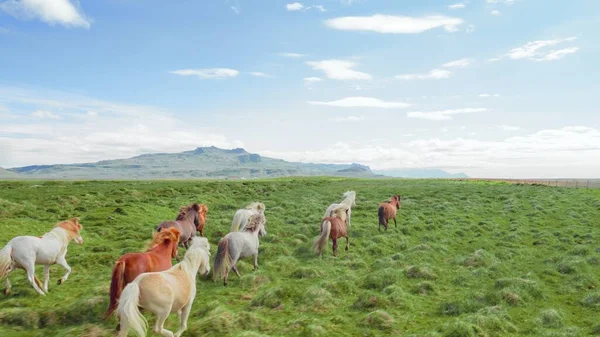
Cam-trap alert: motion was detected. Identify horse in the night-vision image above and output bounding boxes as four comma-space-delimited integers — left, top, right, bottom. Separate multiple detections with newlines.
117, 237, 211, 337
314, 207, 349, 257
104, 227, 181, 322
214, 213, 267, 286
156, 203, 207, 248
230, 202, 265, 232
378, 195, 402, 231
0, 218, 83, 296
323, 191, 356, 227
196, 204, 208, 237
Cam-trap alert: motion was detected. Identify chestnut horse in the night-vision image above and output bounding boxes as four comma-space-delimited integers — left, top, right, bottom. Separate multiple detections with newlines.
378, 195, 401, 231
156, 203, 207, 248
104, 227, 181, 322
313, 207, 349, 257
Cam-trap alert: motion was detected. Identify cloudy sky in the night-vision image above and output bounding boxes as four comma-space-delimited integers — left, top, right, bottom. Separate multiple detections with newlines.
0, 0, 599, 178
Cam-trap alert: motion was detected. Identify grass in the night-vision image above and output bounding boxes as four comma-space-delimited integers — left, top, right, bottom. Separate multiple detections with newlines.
0, 177, 599, 336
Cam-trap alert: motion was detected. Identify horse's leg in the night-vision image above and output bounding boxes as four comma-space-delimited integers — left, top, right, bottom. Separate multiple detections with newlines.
23, 261, 45, 295
43, 265, 50, 292
4, 271, 12, 295
183, 239, 190, 250
175, 300, 193, 337
232, 265, 242, 278
56, 256, 71, 285
253, 253, 258, 271
153, 308, 175, 337
393, 216, 397, 228
332, 239, 338, 257
345, 236, 349, 251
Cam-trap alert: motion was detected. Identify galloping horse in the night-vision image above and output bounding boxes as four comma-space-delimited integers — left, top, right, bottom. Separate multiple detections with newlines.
104, 227, 181, 322
215, 214, 267, 285
378, 195, 402, 231
314, 207, 349, 257
156, 203, 207, 248
117, 237, 211, 337
231, 202, 265, 232
324, 191, 356, 227
0, 218, 83, 296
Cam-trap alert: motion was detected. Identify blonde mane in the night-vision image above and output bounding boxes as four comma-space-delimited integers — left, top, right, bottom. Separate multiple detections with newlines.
172, 237, 210, 277
245, 202, 265, 212
54, 218, 82, 240
244, 213, 266, 232
147, 227, 181, 251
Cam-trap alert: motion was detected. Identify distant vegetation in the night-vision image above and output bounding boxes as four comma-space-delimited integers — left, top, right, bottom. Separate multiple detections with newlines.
0, 178, 599, 336
4, 146, 466, 179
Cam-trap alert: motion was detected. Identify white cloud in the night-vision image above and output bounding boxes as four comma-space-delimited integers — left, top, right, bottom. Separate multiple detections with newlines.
488, 57, 502, 62
169, 68, 239, 79
31, 110, 60, 119
306, 59, 372, 80
308, 97, 411, 108
500, 37, 578, 62
466, 24, 475, 33
395, 69, 452, 80
230, 6, 240, 14
0, 0, 91, 28
286, 2, 304, 11
407, 108, 486, 121
331, 116, 364, 122
498, 125, 521, 131
279, 52, 307, 58
442, 58, 473, 68
479, 93, 500, 97
490, 10, 501, 16
325, 15, 463, 34
248, 72, 274, 78
313, 5, 326, 12
303, 77, 323, 83
448, 3, 466, 9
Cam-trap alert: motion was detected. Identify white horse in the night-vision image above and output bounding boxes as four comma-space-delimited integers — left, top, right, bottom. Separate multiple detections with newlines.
214, 213, 266, 286
117, 236, 211, 337
230, 202, 265, 232
323, 191, 356, 227
0, 218, 83, 296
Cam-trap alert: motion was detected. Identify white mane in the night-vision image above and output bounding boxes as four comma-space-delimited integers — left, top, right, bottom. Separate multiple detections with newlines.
173, 237, 210, 277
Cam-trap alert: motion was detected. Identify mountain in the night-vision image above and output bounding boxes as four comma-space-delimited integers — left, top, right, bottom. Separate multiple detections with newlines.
373, 168, 468, 179
0, 168, 19, 179
8, 147, 381, 179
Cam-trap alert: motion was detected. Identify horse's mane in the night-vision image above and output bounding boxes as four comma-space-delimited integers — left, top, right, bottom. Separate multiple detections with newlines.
244, 213, 266, 232
244, 202, 265, 212
148, 227, 180, 250
332, 206, 347, 220
173, 237, 211, 276
176, 203, 201, 220
54, 218, 82, 240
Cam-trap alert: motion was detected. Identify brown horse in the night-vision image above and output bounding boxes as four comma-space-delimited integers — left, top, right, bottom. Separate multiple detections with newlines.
378, 195, 401, 231
156, 203, 207, 248
104, 227, 181, 321
313, 207, 349, 257
197, 204, 208, 237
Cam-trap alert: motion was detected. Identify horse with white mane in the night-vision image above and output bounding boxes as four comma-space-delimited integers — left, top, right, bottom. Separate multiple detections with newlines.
215, 213, 267, 286
0, 217, 83, 296
117, 236, 211, 337
323, 191, 356, 227
230, 202, 265, 232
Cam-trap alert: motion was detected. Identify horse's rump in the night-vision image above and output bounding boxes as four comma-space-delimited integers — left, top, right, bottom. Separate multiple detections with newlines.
213, 237, 232, 281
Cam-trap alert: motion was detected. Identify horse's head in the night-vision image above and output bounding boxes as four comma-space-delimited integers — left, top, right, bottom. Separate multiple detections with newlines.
344, 191, 356, 207
394, 195, 401, 209
197, 204, 208, 230
58, 217, 83, 244
153, 227, 181, 258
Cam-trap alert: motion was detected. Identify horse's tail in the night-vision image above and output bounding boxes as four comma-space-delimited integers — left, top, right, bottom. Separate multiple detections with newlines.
231, 212, 243, 232
156, 223, 163, 232
313, 219, 331, 255
213, 237, 231, 282
105, 259, 126, 320
0, 244, 13, 280
117, 282, 147, 337
378, 205, 386, 226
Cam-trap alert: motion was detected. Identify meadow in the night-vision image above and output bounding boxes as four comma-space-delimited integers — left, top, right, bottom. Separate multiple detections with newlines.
0, 178, 599, 337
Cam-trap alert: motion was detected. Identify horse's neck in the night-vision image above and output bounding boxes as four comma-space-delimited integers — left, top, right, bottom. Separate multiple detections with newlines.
148, 242, 172, 257
40, 228, 70, 255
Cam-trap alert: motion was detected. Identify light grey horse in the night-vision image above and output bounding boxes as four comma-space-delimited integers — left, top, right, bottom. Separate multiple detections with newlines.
230, 202, 265, 232
213, 213, 266, 286
324, 191, 356, 227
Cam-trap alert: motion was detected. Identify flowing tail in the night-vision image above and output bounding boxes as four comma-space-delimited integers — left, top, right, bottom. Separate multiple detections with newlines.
213, 238, 231, 281
105, 260, 126, 320
117, 282, 146, 337
313, 219, 332, 255
0, 244, 13, 280
378, 206, 386, 227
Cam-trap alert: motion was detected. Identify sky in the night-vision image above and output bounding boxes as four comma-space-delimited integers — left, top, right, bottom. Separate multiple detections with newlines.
0, 0, 599, 178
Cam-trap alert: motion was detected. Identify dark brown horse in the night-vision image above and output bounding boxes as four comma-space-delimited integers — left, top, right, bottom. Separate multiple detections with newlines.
156, 203, 207, 248
104, 227, 180, 322
313, 207, 349, 257
378, 195, 401, 231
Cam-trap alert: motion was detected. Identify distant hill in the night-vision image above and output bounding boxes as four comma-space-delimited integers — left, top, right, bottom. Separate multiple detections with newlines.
0, 168, 19, 179
8, 147, 381, 179
373, 168, 468, 179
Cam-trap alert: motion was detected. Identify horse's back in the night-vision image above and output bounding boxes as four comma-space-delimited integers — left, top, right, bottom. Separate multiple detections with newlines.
225, 232, 255, 259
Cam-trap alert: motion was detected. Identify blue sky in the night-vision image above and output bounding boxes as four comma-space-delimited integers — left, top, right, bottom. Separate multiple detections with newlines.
0, 0, 599, 178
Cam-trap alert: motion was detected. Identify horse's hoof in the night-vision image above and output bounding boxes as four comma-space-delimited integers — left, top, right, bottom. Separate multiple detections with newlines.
4, 288, 10, 296
116, 324, 121, 332
57, 279, 63, 285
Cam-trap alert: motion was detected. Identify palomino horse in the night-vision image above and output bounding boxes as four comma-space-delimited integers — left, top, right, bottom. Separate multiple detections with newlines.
0, 218, 83, 296
104, 227, 181, 322
314, 207, 349, 257
156, 203, 207, 248
378, 195, 402, 231
323, 191, 356, 227
117, 237, 211, 337
215, 213, 267, 286
230, 202, 265, 232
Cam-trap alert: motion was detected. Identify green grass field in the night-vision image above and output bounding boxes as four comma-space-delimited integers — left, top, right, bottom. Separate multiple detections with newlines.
1, 178, 599, 337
